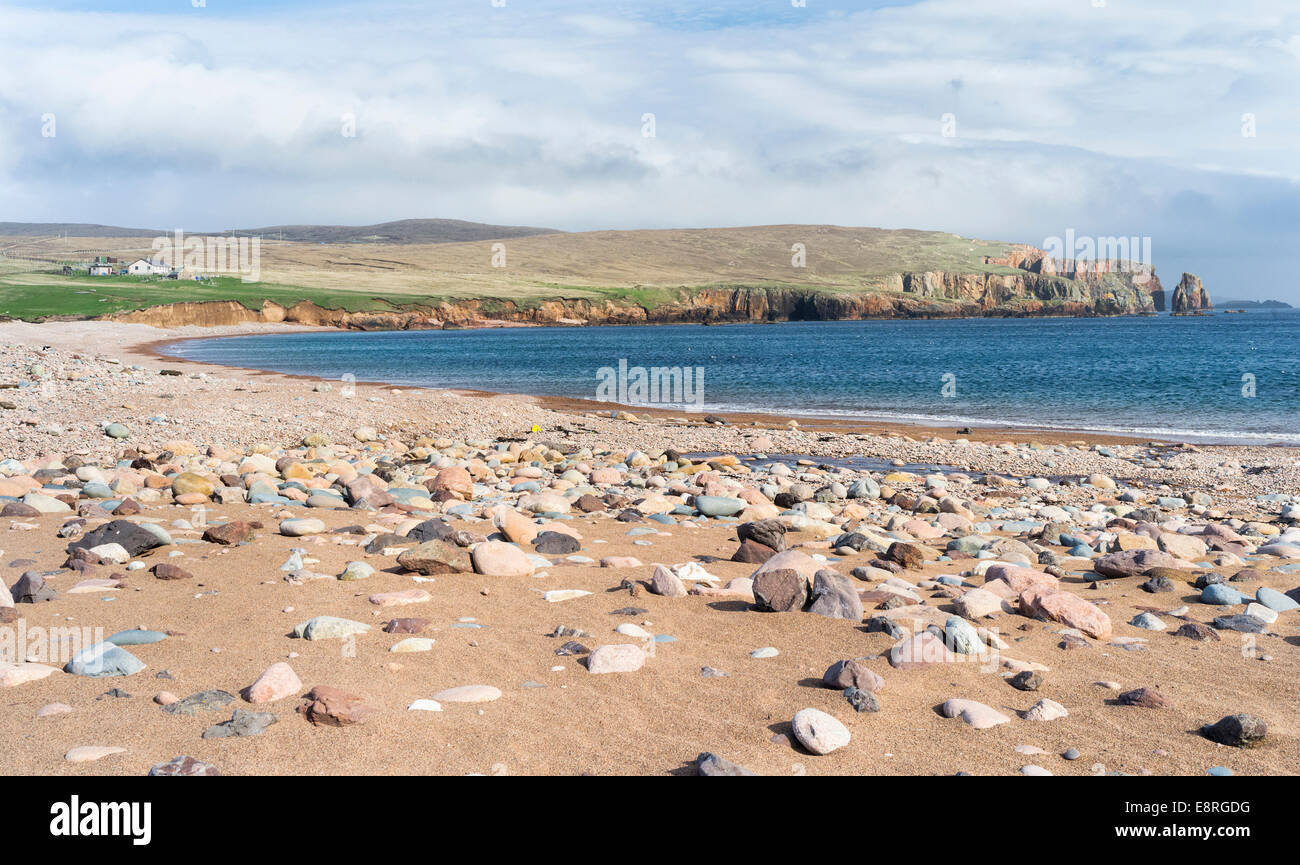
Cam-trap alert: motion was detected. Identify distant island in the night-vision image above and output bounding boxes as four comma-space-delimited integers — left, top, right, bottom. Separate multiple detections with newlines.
1214, 298, 1293, 309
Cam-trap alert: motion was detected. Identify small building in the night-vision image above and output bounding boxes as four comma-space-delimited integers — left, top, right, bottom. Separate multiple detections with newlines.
125, 258, 172, 276
89, 264, 113, 276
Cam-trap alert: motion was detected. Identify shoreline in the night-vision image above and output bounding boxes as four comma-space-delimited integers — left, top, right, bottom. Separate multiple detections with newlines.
144, 324, 1288, 450
0, 316, 1296, 777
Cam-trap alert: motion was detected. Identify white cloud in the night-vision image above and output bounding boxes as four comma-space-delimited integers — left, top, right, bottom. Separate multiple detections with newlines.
1, 0, 1298, 298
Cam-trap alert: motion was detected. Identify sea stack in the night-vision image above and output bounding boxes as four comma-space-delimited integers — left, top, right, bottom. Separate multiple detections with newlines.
1171, 272, 1212, 312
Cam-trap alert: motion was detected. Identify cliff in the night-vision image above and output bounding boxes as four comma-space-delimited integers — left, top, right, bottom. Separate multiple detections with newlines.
8, 223, 1170, 329
110, 266, 1158, 330
1169, 272, 1213, 312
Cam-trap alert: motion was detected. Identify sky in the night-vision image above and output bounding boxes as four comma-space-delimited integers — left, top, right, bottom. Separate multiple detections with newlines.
1, 0, 1298, 301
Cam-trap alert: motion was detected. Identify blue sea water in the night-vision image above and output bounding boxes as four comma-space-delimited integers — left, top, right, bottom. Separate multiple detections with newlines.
162, 310, 1300, 444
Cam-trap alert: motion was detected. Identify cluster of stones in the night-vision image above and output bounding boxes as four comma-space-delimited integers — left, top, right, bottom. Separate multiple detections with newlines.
2, 421, 1296, 776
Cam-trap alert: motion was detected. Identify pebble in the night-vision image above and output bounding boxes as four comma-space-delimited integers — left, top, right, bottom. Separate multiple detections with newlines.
791, 708, 851, 755
431, 685, 502, 703
942, 699, 1011, 729
587, 644, 646, 674
65, 745, 127, 763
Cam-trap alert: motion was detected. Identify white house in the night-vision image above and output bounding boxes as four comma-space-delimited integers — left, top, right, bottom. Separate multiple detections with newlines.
125, 258, 172, 276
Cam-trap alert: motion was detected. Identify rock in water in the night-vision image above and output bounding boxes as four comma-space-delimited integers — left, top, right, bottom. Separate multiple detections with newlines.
791, 708, 851, 755
1171, 272, 1213, 312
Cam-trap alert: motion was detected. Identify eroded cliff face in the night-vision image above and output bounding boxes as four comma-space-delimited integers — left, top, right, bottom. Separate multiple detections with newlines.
1171, 272, 1213, 312
103, 261, 1161, 330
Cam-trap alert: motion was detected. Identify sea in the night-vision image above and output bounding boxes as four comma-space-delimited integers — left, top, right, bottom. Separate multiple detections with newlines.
161, 309, 1300, 445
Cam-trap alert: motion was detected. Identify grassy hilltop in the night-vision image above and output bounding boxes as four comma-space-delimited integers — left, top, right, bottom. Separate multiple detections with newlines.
0, 223, 1031, 321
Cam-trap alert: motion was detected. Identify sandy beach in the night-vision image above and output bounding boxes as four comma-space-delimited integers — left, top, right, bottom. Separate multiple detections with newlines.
0, 319, 1296, 777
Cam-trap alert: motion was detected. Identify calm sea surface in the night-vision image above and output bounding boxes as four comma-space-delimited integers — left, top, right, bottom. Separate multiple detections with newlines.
162, 310, 1300, 444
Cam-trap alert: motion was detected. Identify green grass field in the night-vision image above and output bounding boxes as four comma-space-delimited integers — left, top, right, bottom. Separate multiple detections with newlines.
0, 224, 1040, 321
0, 273, 448, 319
